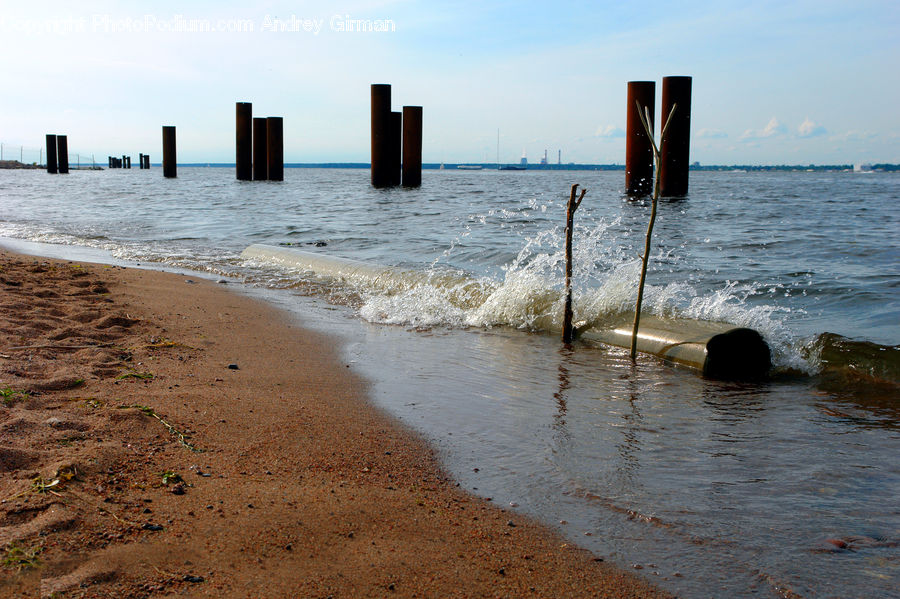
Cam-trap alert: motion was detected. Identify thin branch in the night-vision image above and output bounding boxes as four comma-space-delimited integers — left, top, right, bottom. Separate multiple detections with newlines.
630, 102, 676, 361
563, 184, 587, 344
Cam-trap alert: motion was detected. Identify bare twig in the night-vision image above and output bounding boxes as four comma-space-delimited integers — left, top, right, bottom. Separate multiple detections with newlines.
121, 404, 205, 453
630, 102, 677, 361
563, 184, 587, 343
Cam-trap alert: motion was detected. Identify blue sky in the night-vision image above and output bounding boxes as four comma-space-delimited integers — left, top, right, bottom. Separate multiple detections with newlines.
1, 1, 897, 164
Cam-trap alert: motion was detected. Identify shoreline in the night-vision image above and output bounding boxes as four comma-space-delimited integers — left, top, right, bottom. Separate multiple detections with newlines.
0, 248, 671, 597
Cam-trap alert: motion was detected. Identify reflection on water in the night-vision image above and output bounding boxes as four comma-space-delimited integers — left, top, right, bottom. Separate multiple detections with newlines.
293, 299, 900, 599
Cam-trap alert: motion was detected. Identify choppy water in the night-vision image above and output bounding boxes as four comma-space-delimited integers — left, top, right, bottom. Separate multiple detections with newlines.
2, 167, 898, 597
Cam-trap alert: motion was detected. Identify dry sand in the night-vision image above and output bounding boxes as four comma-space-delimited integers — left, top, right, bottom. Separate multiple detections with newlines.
0, 249, 673, 598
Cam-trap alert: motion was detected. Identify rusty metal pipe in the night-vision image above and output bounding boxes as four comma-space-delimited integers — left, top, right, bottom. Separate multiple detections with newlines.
625, 81, 655, 196
162, 126, 176, 178
389, 111, 402, 186
236, 102, 252, 180
46, 135, 58, 174
253, 117, 268, 180
660, 76, 692, 197
401, 106, 422, 188
56, 135, 69, 174
370, 84, 392, 188
266, 117, 283, 181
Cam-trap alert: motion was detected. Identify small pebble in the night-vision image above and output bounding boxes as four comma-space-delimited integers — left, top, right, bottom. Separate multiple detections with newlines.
227, 364, 239, 370
183, 575, 204, 583
506, 520, 516, 527
142, 523, 164, 531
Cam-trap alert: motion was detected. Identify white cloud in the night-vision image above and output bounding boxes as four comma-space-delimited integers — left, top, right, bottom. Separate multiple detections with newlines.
595, 124, 624, 138
740, 117, 787, 140
832, 130, 875, 142
762, 117, 787, 137
697, 128, 727, 139
798, 117, 827, 138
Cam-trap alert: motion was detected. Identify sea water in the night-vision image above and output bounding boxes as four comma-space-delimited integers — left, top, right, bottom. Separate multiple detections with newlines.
1, 167, 898, 597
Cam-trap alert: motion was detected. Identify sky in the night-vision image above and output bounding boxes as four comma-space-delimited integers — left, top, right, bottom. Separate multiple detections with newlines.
1, 0, 898, 165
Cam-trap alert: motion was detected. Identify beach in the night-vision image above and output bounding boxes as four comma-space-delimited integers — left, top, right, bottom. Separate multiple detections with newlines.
0, 248, 671, 598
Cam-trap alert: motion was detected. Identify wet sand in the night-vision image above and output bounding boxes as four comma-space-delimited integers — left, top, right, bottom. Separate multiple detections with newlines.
0, 249, 672, 598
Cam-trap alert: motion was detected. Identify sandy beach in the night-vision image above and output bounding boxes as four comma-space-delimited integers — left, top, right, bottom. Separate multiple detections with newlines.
0, 249, 671, 598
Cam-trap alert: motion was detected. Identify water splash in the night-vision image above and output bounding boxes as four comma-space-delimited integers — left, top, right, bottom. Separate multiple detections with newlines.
352, 213, 812, 374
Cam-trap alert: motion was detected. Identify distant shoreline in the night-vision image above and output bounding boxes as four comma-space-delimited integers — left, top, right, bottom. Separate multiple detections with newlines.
0, 160, 42, 170
5, 159, 897, 172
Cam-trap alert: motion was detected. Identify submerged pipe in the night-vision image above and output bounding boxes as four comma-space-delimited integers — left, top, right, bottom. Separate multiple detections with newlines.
240, 244, 771, 379
625, 81, 655, 196
579, 318, 770, 380
240, 244, 484, 300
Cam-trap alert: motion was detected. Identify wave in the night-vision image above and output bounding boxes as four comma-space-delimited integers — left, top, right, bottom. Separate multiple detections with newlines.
5, 221, 896, 385
803, 332, 900, 386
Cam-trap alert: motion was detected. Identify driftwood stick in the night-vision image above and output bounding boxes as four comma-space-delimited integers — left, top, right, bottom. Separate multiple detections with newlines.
563, 183, 586, 344
630, 102, 676, 360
